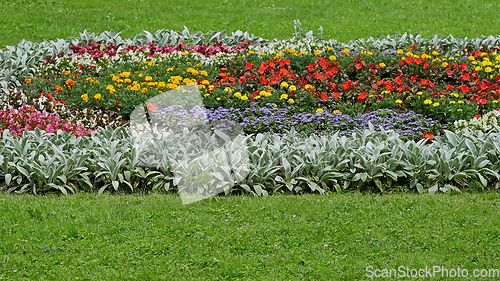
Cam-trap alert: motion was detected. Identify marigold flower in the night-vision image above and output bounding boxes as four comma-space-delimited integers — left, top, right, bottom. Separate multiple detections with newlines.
65, 79, 76, 87
94, 94, 101, 99
25, 78, 31, 84
396, 49, 404, 55
379, 63, 386, 68
314, 50, 321, 56
81, 94, 88, 102
432, 51, 439, 56
141, 88, 148, 94
248, 50, 255, 55
329, 55, 336, 61
145, 76, 153, 82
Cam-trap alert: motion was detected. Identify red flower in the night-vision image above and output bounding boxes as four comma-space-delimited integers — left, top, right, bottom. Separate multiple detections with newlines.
415, 58, 423, 64
478, 98, 487, 105
147, 103, 157, 111
245, 61, 254, 70
320, 92, 328, 100
460, 85, 470, 93
357, 91, 367, 102
355, 63, 363, 70
423, 133, 434, 140
475, 114, 480, 119
459, 63, 467, 71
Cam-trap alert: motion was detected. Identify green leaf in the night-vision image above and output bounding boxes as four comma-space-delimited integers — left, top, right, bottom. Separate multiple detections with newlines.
112, 181, 119, 190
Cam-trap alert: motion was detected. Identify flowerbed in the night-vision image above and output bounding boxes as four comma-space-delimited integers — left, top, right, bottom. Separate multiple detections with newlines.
9, 36, 500, 138
1, 30, 500, 194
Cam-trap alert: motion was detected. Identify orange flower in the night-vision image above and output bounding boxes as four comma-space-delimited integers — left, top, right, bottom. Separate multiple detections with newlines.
65, 79, 76, 87
55, 85, 63, 94
423, 133, 434, 140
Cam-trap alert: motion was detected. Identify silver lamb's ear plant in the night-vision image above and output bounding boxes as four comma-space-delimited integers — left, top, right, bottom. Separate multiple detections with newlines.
130, 83, 250, 204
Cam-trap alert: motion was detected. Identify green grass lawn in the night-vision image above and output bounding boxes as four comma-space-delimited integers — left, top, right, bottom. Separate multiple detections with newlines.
1, 0, 500, 48
1, 192, 499, 280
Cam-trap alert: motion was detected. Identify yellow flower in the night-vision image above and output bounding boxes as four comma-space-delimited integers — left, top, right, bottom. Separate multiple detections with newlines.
199, 70, 208, 76
379, 63, 386, 68
280, 82, 289, 88
327, 46, 333, 51
299, 51, 307, 56
481, 52, 488, 57
457, 108, 463, 112
424, 99, 432, 105
485, 67, 493, 73
141, 88, 148, 94
314, 50, 321, 56
120, 72, 131, 78
158, 82, 166, 90
234, 92, 242, 98
493, 100, 499, 103
94, 94, 101, 99
289, 85, 297, 91
260, 52, 266, 56
248, 50, 255, 55
433, 102, 439, 107
145, 76, 153, 82
333, 110, 342, 115
288, 98, 295, 103
166, 68, 174, 72
241, 95, 248, 100
395, 99, 403, 104
224, 87, 232, 93
280, 94, 288, 100
417, 91, 423, 95
216, 97, 221, 101
305, 84, 314, 90
342, 48, 350, 55
138, 73, 144, 77
458, 100, 464, 104
432, 51, 439, 56
181, 52, 188, 56
449, 101, 456, 104
406, 51, 413, 57
260, 90, 271, 97
25, 78, 31, 84
475, 66, 482, 71
81, 94, 88, 102
274, 53, 283, 59
124, 78, 131, 83
329, 55, 336, 61
442, 62, 449, 68
316, 108, 324, 113
468, 56, 475, 61
397, 49, 404, 55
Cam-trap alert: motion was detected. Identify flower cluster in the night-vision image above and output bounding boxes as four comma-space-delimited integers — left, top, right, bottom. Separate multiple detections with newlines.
0, 104, 91, 137
454, 109, 500, 133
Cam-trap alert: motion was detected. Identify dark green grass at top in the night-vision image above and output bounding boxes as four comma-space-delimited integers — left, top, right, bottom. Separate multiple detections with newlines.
1, 0, 500, 48
0, 192, 499, 280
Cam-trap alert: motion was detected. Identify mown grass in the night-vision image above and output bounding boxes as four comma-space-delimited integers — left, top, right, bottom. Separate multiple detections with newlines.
1, 0, 500, 48
1, 192, 499, 280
